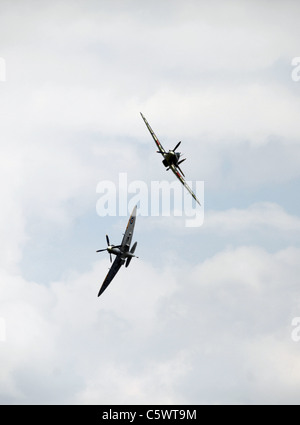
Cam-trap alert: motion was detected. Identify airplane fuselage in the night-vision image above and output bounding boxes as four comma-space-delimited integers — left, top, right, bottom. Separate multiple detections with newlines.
162, 150, 180, 167
140, 112, 199, 205
107, 246, 135, 259
107, 246, 122, 256
97, 205, 138, 297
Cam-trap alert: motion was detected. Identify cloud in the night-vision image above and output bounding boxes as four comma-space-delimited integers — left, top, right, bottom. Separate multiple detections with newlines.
143, 202, 300, 242
204, 202, 300, 233
1, 245, 300, 404
0, 149, 26, 272
0, 258, 180, 403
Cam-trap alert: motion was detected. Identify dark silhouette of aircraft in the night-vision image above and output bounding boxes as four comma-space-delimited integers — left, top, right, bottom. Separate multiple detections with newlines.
96, 205, 138, 297
140, 112, 201, 206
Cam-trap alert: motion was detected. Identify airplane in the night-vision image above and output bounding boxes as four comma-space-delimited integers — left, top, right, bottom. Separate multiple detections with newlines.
96, 205, 138, 297
140, 112, 201, 206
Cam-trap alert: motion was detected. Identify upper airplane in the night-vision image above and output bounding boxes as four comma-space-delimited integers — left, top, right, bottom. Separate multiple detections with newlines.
96, 205, 138, 297
140, 112, 201, 206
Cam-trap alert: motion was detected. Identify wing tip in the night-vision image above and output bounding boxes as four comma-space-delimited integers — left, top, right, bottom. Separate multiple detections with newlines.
97, 287, 104, 297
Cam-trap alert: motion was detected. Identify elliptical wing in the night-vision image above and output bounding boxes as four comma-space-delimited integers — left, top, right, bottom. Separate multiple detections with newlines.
170, 164, 201, 206
98, 255, 124, 297
140, 112, 166, 154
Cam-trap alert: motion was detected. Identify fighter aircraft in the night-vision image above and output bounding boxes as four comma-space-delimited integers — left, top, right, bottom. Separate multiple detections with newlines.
96, 205, 138, 297
140, 112, 201, 206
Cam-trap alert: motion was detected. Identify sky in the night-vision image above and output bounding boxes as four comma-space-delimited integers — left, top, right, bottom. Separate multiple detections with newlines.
0, 0, 300, 404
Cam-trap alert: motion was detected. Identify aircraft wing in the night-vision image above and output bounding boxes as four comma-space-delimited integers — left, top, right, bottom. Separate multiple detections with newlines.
170, 164, 201, 206
121, 205, 137, 251
140, 112, 166, 154
98, 255, 124, 297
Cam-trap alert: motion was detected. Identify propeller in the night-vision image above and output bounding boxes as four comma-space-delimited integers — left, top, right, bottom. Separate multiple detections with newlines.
96, 234, 114, 263
173, 141, 181, 152
177, 158, 186, 166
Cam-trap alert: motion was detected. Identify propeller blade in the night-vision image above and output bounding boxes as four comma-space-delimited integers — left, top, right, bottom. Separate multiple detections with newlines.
173, 141, 181, 152
177, 158, 186, 165
110, 253, 112, 263
96, 248, 107, 252
106, 234, 110, 246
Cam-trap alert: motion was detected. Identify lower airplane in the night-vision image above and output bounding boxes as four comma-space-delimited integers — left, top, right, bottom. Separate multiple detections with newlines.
96, 205, 138, 297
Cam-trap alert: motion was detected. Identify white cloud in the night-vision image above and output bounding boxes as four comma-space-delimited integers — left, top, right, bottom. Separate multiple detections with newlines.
204, 202, 300, 233
141, 83, 300, 145
1, 245, 300, 404
77, 349, 191, 405
243, 336, 300, 404
142, 203, 300, 244
0, 149, 26, 272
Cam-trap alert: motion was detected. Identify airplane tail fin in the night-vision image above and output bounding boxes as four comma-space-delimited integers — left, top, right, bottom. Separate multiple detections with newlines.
125, 242, 138, 268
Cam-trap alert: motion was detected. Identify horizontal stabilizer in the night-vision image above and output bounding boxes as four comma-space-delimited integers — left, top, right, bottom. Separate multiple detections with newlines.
125, 242, 138, 268
125, 257, 132, 268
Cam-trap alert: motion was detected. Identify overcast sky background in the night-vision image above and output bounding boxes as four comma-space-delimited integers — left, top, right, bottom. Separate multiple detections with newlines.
1, 0, 300, 404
